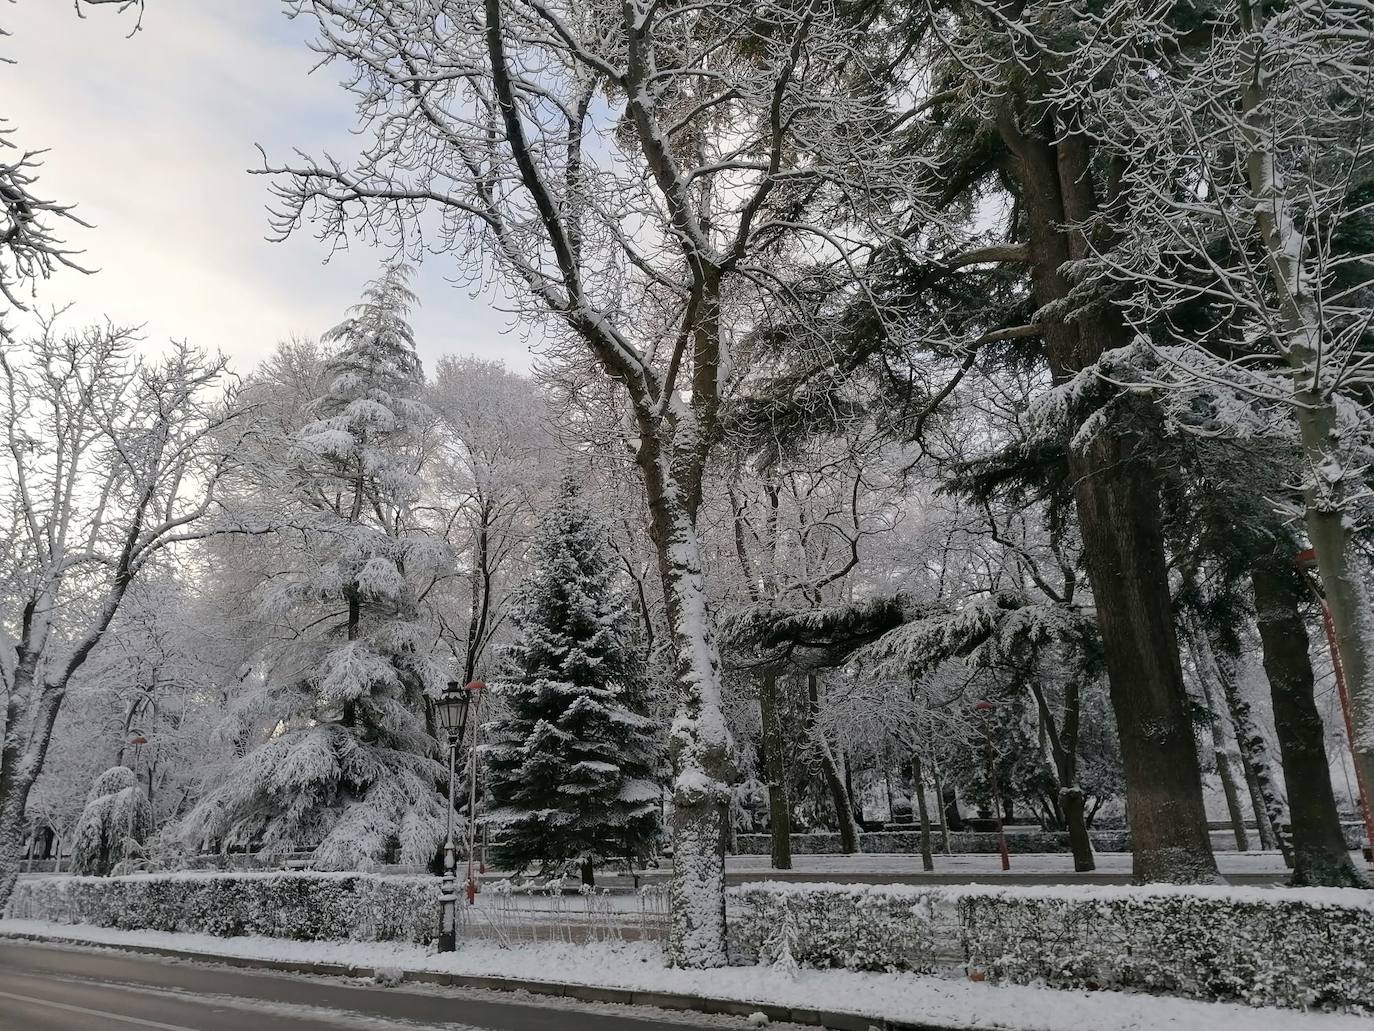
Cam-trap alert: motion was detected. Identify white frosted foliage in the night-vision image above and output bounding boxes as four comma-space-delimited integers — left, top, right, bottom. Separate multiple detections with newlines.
183, 266, 452, 869
71, 767, 153, 877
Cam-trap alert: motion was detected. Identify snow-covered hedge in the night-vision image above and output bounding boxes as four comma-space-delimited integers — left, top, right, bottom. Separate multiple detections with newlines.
732, 829, 1130, 855
5, 872, 439, 943
728, 881, 1374, 1011
958, 884, 1374, 1011
729, 882, 951, 973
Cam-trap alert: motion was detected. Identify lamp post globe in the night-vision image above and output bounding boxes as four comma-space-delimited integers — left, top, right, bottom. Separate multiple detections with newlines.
436, 680, 473, 743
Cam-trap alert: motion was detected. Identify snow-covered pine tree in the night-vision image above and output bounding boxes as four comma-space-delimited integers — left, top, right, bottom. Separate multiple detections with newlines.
184, 265, 452, 869
486, 477, 662, 886
71, 767, 152, 877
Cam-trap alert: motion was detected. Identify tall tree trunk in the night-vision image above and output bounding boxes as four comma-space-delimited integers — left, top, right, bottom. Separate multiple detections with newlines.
1028, 680, 1095, 872
759, 671, 791, 870
820, 750, 859, 854
1189, 638, 1252, 852
883, 760, 897, 822
1238, 750, 1279, 852
1201, 631, 1295, 866
943, 783, 965, 833
0, 662, 63, 914
911, 751, 934, 872
641, 467, 733, 967
1252, 559, 1366, 886
998, 104, 1218, 883
932, 755, 951, 853
1217, 741, 1252, 852
806, 674, 859, 854
843, 752, 861, 827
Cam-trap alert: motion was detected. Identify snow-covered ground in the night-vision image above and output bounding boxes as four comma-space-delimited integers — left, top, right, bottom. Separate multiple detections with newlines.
1, 919, 1365, 1031
718, 849, 1317, 877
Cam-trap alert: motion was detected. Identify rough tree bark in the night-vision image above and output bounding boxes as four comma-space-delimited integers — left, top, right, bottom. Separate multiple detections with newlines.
932, 757, 951, 852
806, 674, 859, 854
911, 750, 935, 872
997, 102, 1218, 882
640, 461, 735, 964
759, 671, 792, 870
1201, 630, 1295, 867
1252, 558, 1366, 886
0, 663, 63, 911
1027, 679, 1095, 872
1188, 636, 1252, 852
1238, 750, 1280, 853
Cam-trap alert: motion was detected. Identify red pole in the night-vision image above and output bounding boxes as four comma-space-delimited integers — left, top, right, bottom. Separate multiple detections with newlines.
1296, 550, 1374, 877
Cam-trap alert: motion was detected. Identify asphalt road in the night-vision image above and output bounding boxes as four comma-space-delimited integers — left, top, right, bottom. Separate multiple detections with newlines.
0, 942, 728, 1031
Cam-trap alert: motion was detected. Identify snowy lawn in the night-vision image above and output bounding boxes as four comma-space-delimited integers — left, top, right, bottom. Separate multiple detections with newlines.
717, 850, 1314, 877
2, 918, 1367, 1031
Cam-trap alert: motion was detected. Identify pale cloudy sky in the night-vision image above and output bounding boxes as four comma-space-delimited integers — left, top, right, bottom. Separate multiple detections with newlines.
4, 2, 532, 374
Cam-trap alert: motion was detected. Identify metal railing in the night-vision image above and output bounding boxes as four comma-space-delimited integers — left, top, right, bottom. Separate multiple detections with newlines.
456, 878, 669, 946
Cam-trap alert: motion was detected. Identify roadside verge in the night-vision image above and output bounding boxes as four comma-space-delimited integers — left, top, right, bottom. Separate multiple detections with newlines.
2, 920, 1365, 1031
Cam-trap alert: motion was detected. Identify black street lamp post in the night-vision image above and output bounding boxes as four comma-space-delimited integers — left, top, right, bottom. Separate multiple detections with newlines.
435, 679, 475, 953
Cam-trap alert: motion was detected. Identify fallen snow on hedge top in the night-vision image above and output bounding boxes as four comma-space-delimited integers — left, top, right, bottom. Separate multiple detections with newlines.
733, 877, 1374, 908
1, 922, 1367, 1031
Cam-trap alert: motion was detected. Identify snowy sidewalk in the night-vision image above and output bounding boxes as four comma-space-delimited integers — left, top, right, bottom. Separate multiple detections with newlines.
1, 919, 1365, 1031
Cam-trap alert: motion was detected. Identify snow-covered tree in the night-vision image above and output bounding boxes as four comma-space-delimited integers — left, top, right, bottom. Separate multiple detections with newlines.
0, 318, 241, 911
183, 266, 452, 869
22, 572, 225, 852
486, 477, 662, 886
1051, 0, 1374, 824
263, 0, 917, 964
428, 357, 557, 684
70, 766, 152, 877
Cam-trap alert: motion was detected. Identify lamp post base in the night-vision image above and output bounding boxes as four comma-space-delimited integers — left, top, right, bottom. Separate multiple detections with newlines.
439, 836, 458, 953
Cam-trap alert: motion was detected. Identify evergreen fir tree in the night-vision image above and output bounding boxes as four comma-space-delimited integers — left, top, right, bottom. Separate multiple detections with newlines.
486, 477, 663, 885
184, 265, 452, 869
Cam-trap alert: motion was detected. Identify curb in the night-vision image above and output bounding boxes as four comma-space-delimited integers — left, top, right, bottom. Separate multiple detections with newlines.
0, 930, 954, 1031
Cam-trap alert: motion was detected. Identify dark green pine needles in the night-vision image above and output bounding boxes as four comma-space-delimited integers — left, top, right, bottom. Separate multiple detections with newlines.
485, 477, 663, 885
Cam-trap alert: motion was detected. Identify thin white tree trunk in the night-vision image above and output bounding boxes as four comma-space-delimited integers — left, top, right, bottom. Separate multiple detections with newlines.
1188, 637, 1251, 851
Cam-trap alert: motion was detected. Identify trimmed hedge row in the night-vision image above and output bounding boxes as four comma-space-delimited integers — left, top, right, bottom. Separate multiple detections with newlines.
732, 829, 1131, 855
729, 882, 950, 974
727, 881, 1374, 1012
6, 872, 439, 943
959, 885, 1374, 1011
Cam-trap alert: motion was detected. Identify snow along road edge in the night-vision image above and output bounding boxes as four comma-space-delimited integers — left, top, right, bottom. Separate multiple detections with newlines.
0, 921, 1367, 1031
0, 926, 919, 1031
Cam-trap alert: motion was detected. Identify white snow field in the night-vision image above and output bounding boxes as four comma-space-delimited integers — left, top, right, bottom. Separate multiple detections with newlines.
716, 849, 1315, 877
